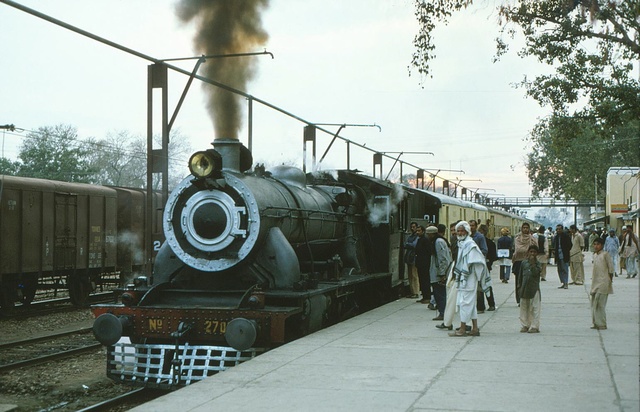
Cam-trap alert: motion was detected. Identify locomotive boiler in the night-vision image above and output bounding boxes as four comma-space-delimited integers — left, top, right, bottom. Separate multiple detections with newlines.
92, 138, 406, 388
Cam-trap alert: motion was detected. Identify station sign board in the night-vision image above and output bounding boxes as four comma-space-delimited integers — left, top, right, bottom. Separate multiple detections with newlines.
610, 204, 629, 213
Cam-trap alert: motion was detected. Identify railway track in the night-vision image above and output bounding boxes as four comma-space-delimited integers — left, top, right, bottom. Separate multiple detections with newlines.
1, 292, 115, 319
0, 326, 94, 349
77, 388, 166, 412
0, 327, 102, 373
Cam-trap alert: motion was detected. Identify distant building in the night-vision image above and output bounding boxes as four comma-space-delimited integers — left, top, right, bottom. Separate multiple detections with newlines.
606, 167, 639, 236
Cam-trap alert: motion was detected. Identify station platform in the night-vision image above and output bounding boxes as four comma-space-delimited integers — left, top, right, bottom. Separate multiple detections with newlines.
132, 257, 639, 412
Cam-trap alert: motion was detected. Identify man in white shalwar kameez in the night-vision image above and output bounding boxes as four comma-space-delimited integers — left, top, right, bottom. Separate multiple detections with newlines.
450, 221, 491, 337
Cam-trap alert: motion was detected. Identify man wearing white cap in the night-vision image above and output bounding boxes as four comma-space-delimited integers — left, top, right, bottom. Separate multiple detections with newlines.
450, 221, 491, 337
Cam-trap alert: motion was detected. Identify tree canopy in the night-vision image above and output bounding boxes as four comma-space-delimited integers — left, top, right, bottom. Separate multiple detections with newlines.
1, 125, 192, 190
86, 130, 148, 188
18, 124, 95, 183
411, 0, 640, 200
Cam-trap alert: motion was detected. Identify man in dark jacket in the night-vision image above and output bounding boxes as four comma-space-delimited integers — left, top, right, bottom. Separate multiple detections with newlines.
477, 225, 497, 312
414, 226, 432, 304
555, 224, 572, 289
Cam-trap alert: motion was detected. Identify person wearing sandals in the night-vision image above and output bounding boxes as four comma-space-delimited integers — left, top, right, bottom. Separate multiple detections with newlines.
449, 221, 491, 337
519, 246, 542, 333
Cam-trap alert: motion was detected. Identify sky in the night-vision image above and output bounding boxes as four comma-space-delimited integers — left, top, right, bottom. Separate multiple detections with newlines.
0, 0, 552, 197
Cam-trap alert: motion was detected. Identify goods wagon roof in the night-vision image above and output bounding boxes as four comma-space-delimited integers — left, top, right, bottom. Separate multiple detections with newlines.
0, 175, 117, 196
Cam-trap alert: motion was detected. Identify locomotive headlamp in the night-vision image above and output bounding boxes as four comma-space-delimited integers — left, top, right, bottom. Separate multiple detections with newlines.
189, 150, 221, 178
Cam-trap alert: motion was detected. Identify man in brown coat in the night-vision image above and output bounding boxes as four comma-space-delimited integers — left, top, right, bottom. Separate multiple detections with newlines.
569, 224, 585, 285
590, 238, 614, 330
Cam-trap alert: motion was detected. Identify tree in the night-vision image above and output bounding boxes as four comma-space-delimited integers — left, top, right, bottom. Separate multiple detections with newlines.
0, 157, 21, 175
411, 0, 640, 199
18, 124, 95, 182
86, 130, 147, 187
504, 0, 640, 198
154, 129, 193, 190
87, 129, 193, 190
526, 115, 638, 200
410, 0, 473, 81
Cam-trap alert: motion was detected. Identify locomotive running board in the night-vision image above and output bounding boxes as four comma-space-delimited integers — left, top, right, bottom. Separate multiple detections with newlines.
106, 342, 266, 388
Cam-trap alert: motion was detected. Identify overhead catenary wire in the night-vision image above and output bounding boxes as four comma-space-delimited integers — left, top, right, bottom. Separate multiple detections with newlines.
0, 0, 464, 183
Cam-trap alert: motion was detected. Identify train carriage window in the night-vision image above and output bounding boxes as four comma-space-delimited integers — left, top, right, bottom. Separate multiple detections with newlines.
370, 195, 390, 225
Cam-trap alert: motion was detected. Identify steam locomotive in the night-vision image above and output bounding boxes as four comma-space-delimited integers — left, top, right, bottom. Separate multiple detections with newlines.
91, 139, 536, 388
91, 139, 417, 387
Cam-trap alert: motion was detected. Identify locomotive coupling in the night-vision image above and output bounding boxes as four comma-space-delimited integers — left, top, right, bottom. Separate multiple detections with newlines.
92, 313, 131, 346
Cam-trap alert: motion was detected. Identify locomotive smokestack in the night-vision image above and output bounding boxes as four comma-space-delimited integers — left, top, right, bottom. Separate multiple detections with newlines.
213, 138, 253, 173
213, 138, 241, 172
176, 0, 270, 140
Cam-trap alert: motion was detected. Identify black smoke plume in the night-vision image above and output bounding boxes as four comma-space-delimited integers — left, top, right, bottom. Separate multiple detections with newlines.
176, 0, 270, 139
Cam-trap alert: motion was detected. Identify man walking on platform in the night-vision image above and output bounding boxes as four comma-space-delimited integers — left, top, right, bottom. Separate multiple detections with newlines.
591, 238, 614, 330
436, 222, 462, 331
519, 246, 542, 333
604, 229, 620, 277
512, 222, 537, 304
533, 226, 548, 281
427, 225, 452, 321
449, 221, 490, 337
555, 225, 572, 289
478, 224, 497, 311
569, 225, 585, 285
620, 225, 639, 278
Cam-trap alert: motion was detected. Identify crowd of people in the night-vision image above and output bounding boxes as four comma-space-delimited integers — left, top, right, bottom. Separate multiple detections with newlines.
404, 221, 640, 336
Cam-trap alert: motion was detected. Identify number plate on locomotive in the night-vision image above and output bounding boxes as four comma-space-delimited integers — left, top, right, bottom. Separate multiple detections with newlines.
147, 318, 167, 332
203, 320, 228, 335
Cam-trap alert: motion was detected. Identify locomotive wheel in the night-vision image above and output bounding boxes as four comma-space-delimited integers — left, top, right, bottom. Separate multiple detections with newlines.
19, 274, 38, 305
68, 275, 91, 307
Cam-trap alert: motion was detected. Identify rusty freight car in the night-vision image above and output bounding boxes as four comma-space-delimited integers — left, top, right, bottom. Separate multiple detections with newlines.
0, 175, 117, 308
0, 176, 164, 311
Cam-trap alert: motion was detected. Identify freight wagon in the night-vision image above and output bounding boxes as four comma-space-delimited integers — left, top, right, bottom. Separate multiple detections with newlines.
0, 175, 163, 310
